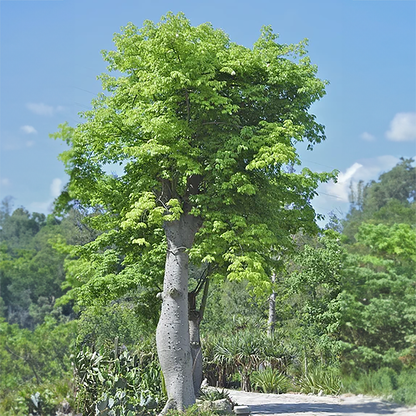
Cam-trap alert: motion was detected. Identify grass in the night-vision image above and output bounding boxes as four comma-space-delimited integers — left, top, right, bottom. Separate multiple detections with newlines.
341, 368, 416, 406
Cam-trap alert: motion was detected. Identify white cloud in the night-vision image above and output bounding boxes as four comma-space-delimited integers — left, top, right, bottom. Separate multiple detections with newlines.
386, 112, 416, 142
313, 155, 401, 221
20, 125, 37, 134
323, 162, 363, 203
360, 132, 375, 142
26, 102, 64, 117
50, 178, 63, 199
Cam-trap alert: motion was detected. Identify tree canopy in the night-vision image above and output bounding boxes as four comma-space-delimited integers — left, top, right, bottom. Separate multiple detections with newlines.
54, 12, 334, 290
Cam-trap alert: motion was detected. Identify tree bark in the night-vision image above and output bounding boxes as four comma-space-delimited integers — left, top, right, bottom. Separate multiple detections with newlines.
156, 214, 201, 414
189, 309, 202, 396
188, 276, 209, 396
267, 272, 277, 337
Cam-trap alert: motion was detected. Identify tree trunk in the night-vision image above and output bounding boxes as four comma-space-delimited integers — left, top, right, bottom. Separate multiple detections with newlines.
267, 272, 277, 337
156, 214, 201, 414
241, 370, 251, 392
189, 309, 202, 396
188, 277, 209, 396
304, 345, 308, 377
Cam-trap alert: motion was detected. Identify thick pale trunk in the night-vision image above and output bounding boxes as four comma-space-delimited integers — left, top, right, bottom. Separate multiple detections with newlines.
156, 214, 200, 414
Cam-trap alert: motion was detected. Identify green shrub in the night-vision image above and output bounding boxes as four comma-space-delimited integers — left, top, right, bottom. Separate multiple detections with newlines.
251, 368, 291, 394
342, 367, 398, 397
343, 368, 416, 406
206, 329, 293, 391
0, 318, 77, 415
297, 366, 342, 395
166, 404, 219, 416
74, 338, 165, 415
0, 379, 75, 416
392, 369, 416, 406
199, 388, 231, 401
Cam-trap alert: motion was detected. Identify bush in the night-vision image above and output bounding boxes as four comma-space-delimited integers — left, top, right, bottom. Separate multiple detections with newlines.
199, 388, 231, 401
251, 368, 290, 394
342, 368, 416, 406
0, 378, 75, 416
342, 367, 397, 397
297, 366, 342, 395
392, 369, 416, 406
166, 404, 221, 416
204, 329, 293, 391
74, 337, 165, 415
0, 318, 77, 415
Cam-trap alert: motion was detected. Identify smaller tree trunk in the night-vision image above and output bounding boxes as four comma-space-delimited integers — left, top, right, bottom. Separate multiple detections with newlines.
241, 369, 251, 392
267, 272, 277, 337
189, 309, 203, 395
188, 276, 210, 396
304, 345, 308, 377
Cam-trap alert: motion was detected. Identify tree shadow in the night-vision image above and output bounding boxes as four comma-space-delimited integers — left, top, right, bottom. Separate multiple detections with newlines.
247, 401, 400, 415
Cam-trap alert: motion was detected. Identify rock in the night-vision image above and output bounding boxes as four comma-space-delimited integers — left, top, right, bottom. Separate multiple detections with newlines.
199, 398, 233, 414
201, 378, 209, 388
234, 405, 251, 415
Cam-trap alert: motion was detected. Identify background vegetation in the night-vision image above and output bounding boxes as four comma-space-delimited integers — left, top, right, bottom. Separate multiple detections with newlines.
1, 157, 415, 414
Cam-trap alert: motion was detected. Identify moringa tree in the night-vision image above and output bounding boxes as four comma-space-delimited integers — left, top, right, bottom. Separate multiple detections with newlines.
53, 12, 335, 413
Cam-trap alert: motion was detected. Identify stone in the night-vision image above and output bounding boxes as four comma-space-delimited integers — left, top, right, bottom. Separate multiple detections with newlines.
234, 405, 251, 415
198, 399, 233, 414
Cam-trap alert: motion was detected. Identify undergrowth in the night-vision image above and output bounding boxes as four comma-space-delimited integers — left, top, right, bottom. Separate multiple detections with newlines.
342, 367, 416, 406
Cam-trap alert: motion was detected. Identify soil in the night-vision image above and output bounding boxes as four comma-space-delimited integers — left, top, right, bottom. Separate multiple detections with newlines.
226, 389, 416, 416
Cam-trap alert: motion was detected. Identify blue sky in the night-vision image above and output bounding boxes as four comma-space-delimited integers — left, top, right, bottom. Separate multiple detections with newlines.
0, 0, 415, 224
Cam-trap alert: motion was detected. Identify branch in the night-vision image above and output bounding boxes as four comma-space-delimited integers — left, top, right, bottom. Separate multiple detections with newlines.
199, 277, 210, 321
202, 121, 243, 129
190, 264, 210, 296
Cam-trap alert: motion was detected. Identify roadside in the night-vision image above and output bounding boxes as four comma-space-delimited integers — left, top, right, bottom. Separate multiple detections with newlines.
226, 389, 416, 416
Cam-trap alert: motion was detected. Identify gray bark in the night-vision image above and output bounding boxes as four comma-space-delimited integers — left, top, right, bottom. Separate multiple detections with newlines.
156, 214, 201, 414
188, 276, 209, 396
189, 310, 202, 396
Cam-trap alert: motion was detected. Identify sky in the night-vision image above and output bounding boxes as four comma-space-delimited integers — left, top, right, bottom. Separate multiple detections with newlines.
0, 0, 415, 225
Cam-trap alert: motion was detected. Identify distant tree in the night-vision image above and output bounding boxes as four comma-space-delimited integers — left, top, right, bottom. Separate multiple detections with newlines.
0, 316, 76, 405
337, 159, 416, 372
363, 158, 415, 212
0, 203, 94, 328
280, 231, 344, 368
343, 158, 416, 241
52, 13, 334, 412
332, 222, 416, 373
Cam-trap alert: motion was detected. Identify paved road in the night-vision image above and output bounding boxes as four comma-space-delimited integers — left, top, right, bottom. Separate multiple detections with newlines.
226, 389, 416, 416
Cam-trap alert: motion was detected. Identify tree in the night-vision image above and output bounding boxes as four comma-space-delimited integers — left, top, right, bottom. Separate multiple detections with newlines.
276, 231, 344, 370
52, 13, 334, 412
343, 158, 416, 241
332, 222, 416, 373
335, 160, 416, 374
0, 207, 68, 328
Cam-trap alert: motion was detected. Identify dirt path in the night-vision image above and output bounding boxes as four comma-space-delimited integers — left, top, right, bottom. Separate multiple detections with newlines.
226, 389, 416, 416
